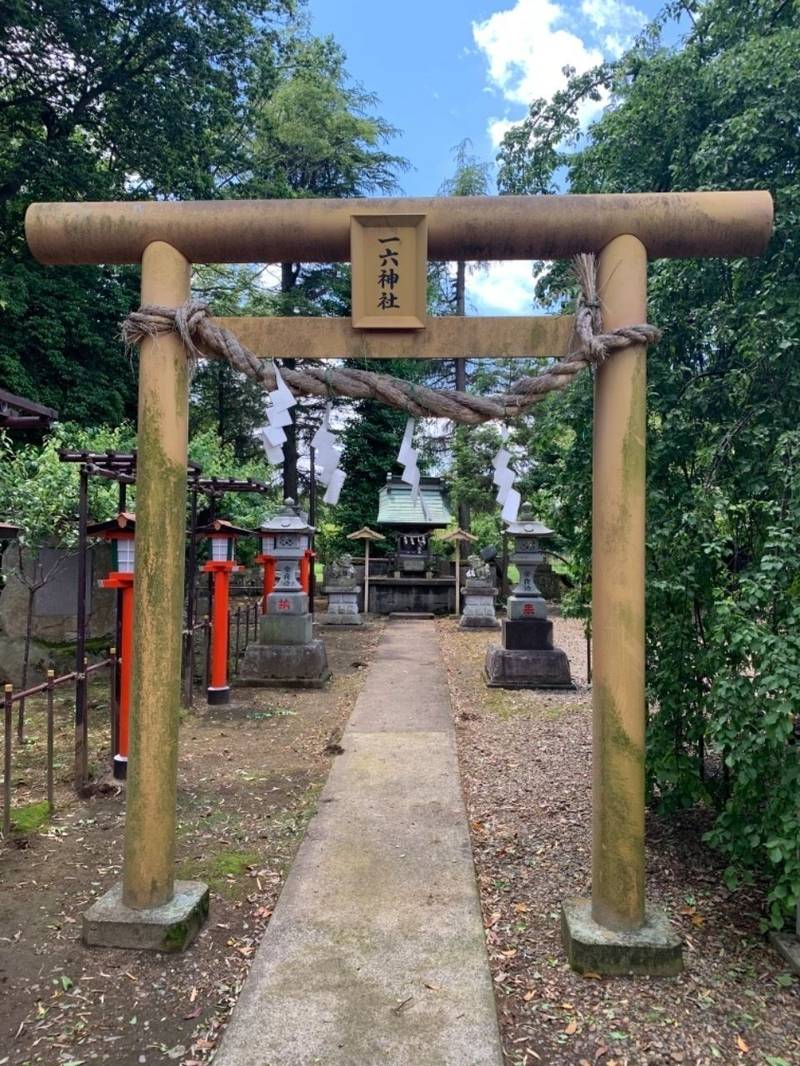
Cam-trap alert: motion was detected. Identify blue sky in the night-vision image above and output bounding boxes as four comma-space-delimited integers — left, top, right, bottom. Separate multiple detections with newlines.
307, 0, 663, 314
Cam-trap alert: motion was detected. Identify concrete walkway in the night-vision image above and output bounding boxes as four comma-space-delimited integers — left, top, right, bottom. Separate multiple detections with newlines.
215, 620, 504, 1066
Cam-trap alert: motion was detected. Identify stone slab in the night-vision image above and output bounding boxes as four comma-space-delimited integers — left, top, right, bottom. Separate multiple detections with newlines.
259, 613, 313, 645
265, 591, 308, 615
83, 880, 209, 952
318, 613, 364, 626
770, 930, 800, 976
239, 639, 330, 688
214, 621, 503, 1066
484, 645, 574, 689
459, 615, 500, 629
507, 595, 547, 621
561, 898, 683, 976
502, 618, 553, 650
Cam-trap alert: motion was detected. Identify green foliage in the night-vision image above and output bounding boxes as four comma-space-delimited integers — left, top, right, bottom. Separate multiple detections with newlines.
0, 0, 294, 425
0, 423, 135, 550
496, 0, 800, 924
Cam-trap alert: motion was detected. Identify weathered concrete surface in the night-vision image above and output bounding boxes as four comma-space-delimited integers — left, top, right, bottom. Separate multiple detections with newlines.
215, 621, 503, 1066
561, 897, 683, 976
484, 645, 574, 689
238, 639, 330, 688
770, 930, 800, 976
83, 880, 209, 952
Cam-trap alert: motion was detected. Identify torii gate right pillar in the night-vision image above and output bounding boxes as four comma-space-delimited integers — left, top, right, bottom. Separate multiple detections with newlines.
561, 234, 682, 975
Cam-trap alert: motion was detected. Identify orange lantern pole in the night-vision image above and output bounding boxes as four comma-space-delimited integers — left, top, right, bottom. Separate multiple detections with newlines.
300, 547, 315, 595
256, 552, 276, 613
89, 513, 136, 780
197, 520, 249, 705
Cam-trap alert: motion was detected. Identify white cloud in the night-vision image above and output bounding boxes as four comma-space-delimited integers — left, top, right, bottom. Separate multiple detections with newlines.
487, 116, 517, 148
580, 0, 645, 34
473, 0, 603, 108
468, 261, 541, 316
473, 0, 646, 141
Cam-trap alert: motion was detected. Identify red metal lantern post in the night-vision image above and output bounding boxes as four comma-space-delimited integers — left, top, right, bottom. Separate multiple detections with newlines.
197, 520, 249, 705
88, 513, 136, 780
255, 550, 276, 614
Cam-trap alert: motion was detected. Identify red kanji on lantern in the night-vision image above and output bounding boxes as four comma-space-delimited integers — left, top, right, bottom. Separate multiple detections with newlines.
278, 598, 290, 611
523, 603, 535, 616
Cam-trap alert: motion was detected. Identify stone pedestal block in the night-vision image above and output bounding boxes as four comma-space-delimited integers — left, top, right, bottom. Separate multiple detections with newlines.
507, 594, 548, 621
561, 898, 683, 976
83, 880, 209, 952
260, 613, 313, 646
459, 585, 499, 629
502, 617, 553, 650
484, 645, 574, 689
320, 584, 363, 626
238, 639, 331, 689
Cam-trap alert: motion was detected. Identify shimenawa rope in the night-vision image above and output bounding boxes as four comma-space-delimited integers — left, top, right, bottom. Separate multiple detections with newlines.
122, 254, 660, 426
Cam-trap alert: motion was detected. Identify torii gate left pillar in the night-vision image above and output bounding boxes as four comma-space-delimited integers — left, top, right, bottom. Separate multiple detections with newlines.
83, 242, 209, 950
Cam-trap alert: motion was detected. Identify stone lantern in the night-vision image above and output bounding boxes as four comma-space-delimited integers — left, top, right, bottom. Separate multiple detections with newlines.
239, 500, 329, 688
506, 507, 552, 622
485, 502, 573, 690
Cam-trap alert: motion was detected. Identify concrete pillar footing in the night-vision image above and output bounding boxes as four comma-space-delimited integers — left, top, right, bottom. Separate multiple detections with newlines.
769, 930, 800, 975
83, 880, 209, 952
561, 897, 682, 976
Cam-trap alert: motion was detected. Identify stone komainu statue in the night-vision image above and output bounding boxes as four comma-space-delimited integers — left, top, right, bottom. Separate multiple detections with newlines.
330, 553, 355, 583
466, 554, 492, 583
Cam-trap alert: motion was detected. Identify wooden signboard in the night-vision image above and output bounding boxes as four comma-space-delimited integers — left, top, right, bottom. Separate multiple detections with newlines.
350, 214, 427, 330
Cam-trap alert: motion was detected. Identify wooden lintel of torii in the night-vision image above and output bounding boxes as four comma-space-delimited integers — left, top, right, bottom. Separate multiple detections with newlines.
212, 314, 576, 361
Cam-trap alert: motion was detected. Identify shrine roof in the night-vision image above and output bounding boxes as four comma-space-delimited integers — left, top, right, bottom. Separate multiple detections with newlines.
377, 476, 452, 528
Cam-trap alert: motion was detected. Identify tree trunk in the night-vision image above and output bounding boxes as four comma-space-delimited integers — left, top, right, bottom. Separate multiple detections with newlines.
454, 260, 471, 531
281, 262, 299, 501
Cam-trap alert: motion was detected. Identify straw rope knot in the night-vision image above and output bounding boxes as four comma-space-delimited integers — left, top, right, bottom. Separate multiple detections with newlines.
121, 253, 661, 426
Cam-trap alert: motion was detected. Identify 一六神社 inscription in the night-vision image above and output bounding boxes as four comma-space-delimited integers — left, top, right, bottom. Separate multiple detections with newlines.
351, 214, 427, 330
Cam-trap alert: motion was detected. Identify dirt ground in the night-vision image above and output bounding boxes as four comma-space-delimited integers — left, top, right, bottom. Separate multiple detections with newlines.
0, 621, 383, 1066
439, 615, 800, 1066
3, 612, 798, 1066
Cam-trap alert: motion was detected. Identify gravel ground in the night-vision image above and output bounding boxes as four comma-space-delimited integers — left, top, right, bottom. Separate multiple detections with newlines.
439, 614, 800, 1066
0, 623, 383, 1066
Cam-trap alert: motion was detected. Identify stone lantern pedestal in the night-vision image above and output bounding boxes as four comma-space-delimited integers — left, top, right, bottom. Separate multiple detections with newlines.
239, 500, 330, 689
484, 504, 573, 690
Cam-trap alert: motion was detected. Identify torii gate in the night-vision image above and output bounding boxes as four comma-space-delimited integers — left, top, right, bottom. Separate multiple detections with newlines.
26, 191, 772, 970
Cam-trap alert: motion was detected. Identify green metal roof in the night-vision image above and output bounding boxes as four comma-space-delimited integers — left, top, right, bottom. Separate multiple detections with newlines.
377, 477, 452, 528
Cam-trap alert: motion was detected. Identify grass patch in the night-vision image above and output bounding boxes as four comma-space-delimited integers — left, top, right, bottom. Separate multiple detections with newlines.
178, 848, 260, 896
11, 799, 51, 833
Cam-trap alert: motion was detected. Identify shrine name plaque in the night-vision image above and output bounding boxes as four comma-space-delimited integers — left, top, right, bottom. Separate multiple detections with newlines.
350, 214, 427, 330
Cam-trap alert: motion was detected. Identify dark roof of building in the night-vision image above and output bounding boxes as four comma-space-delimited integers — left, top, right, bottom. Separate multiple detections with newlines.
377, 476, 452, 528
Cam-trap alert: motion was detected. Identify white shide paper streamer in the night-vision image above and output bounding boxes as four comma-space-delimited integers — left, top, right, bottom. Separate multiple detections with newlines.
257, 362, 296, 466
311, 404, 346, 506
396, 417, 430, 521
491, 431, 520, 523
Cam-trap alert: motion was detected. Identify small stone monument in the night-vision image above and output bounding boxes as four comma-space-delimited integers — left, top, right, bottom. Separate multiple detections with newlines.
459, 553, 499, 629
239, 500, 330, 688
320, 553, 363, 626
485, 503, 573, 689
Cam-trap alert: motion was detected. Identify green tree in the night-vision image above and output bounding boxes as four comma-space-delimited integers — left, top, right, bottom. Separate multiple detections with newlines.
496, 0, 800, 924
0, 0, 293, 425
241, 33, 406, 498
437, 139, 493, 530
